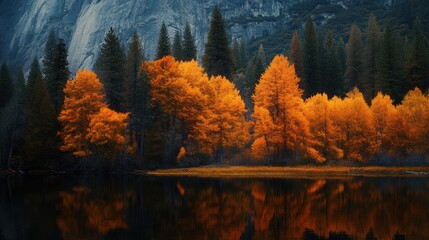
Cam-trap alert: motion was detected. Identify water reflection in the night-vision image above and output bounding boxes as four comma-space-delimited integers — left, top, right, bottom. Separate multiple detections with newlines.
1, 176, 429, 239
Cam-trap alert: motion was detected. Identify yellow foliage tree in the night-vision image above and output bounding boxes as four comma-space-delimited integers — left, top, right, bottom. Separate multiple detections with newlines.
196, 75, 250, 162
396, 88, 429, 154
252, 54, 323, 163
86, 107, 129, 158
145, 56, 209, 163
304, 93, 343, 161
58, 69, 128, 158
370, 92, 397, 154
330, 88, 376, 161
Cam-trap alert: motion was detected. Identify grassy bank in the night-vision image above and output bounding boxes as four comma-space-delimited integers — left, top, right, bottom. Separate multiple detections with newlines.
146, 166, 429, 178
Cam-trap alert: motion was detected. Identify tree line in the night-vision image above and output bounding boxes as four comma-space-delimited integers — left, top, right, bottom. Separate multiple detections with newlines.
0, 6, 428, 171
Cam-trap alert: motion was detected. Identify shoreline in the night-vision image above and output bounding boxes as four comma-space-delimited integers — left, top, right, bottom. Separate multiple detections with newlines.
146, 166, 429, 178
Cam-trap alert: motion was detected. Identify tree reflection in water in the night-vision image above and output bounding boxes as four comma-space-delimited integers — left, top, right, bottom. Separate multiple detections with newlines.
1, 176, 428, 239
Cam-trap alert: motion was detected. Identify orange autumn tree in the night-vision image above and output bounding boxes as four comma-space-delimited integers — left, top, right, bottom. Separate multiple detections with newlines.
58, 69, 128, 158
145, 56, 208, 164
252, 54, 323, 163
330, 88, 377, 161
195, 75, 250, 163
396, 88, 429, 155
304, 93, 343, 161
370, 92, 397, 154
86, 107, 129, 158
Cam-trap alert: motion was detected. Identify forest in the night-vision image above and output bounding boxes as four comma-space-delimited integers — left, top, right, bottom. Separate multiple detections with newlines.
0, 6, 429, 173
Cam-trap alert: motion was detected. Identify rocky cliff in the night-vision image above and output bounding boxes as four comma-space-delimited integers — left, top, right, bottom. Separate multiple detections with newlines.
0, 0, 398, 74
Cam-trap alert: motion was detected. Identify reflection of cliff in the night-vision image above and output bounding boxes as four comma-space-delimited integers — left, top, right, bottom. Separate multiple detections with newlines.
163, 178, 429, 239
57, 186, 134, 240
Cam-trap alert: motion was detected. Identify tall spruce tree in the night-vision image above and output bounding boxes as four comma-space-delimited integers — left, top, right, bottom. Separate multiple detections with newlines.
202, 6, 234, 80
42, 30, 57, 87
95, 27, 125, 112
15, 67, 25, 91
124, 32, 149, 166
46, 38, 70, 115
232, 40, 240, 70
239, 38, 248, 69
23, 76, 57, 167
376, 26, 404, 103
363, 14, 381, 101
304, 16, 320, 97
182, 22, 197, 61
0, 64, 13, 109
245, 55, 264, 95
257, 44, 266, 67
405, 17, 429, 92
289, 31, 305, 86
321, 31, 343, 97
172, 31, 183, 60
156, 21, 171, 60
337, 37, 346, 77
345, 23, 364, 92
27, 58, 43, 97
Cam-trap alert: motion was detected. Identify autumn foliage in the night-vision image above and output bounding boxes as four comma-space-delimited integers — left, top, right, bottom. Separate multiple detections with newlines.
58, 69, 128, 158
57, 54, 429, 165
250, 54, 429, 164
252, 55, 324, 163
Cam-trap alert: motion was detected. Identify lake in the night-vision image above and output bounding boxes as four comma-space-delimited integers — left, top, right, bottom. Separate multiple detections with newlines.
0, 175, 428, 239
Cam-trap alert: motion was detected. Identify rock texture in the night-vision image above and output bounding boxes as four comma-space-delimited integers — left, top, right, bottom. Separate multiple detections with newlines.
0, 0, 397, 74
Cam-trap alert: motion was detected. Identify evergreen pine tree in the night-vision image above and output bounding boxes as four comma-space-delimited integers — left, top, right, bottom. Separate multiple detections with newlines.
239, 38, 248, 69
0, 64, 13, 109
156, 21, 171, 60
321, 31, 343, 97
257, 44, 266, 67
27, 58, 43, 95
172, 31, 183, 60
95, 27, 126, 112
46, 38, 70, 115
376, 26, 404, 103
337, 37, 346, 77
42, 30, 57, 88
345, 23, 364, 92
289, 31, 305, 84
231, 40, 240, 71
125, 32, 149, 166
405, 17, 429, 92
23, 76, 57, 167
363, 14, 381, 101
304, 16, 321, 97
202, 6, 234, 80
182, 22, 197, 61
245, 55, 264, 95
15, 67, 25, 91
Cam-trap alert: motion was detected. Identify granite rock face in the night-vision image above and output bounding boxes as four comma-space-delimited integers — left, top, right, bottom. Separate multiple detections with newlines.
0, 0, 397, 74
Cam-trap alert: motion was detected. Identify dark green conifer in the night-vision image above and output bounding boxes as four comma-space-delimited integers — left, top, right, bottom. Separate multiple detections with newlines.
125, 32, 149, 167
182, 22, 197, 61
376, 26, 404, 103
345, 23, 364, 92
304, 16, 321, 97
321, 31, 343, 97
405, 17, 429, 92
23, 76, 57, 167
95, 27, 126, 112
363, 14, 381, 100
202, 6, 234, 80
156, 21, 172, 60
172, 31, 183, 60
0, 64, 13, 109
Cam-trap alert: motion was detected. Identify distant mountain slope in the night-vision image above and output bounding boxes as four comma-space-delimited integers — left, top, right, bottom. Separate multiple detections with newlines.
0, 0, 409, 74
248, 0, 429, 62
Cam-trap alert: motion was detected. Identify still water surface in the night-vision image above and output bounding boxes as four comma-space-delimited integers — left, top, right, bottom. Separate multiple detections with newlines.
0, 175, 428, 239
